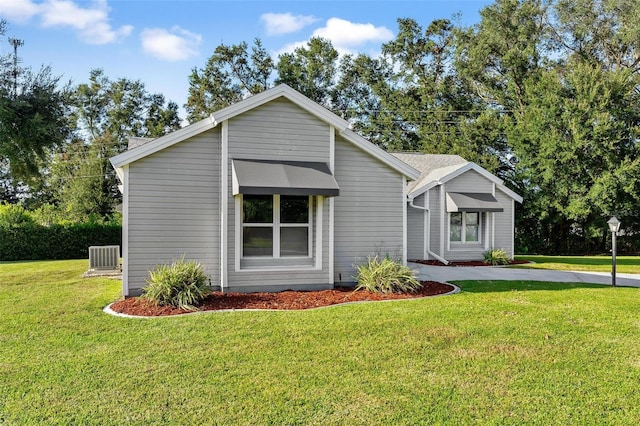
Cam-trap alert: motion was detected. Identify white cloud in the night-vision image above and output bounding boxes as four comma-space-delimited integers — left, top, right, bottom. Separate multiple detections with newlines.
1, 0, 41, 23
2, 0, 132, 45
273, 17, 394, 58
39, 0, 132, 44
141, 26, 201, 62
274, 40, 308, 57
312, 18, 394, 50
260, 12, 317, 35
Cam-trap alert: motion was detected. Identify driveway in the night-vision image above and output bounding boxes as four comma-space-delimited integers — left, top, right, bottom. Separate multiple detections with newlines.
409, 262, 640, 288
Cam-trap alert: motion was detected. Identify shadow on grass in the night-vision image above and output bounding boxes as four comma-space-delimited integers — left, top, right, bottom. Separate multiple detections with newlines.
451, 280, 617, 294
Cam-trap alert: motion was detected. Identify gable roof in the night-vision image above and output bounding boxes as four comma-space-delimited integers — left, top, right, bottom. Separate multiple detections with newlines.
110, 84, 420, 180
391, 153, 523, 203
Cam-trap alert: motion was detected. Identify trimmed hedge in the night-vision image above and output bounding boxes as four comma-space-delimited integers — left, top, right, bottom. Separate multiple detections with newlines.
0, 223, 122, 261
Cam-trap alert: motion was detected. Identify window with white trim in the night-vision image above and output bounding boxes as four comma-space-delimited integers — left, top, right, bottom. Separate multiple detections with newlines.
450, 212, 480, 243
242, 194, 311, 257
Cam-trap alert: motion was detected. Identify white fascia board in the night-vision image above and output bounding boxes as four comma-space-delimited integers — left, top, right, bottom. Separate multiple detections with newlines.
407, 162, 523, 202
114, 166, 124, 184
497, 184, 524, 204
407, 180, 440, 201
110, 116, 216, 168
338, 128, 421, 180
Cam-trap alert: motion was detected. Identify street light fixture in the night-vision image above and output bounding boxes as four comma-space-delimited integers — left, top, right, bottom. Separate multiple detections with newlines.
607, 216, 621, 287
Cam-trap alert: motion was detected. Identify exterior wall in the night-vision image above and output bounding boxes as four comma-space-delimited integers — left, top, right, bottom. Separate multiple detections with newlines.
443, 170, 494, 261
333, 135, 405, 284
407, 193, 426, 260
227, 98, 330, 163
125, 129, 221, 295
422, 170, 516, 262
226, 98, 331, 291
445, 169, 493, 193
493, 189, 516, 257
444, 211, 492, 261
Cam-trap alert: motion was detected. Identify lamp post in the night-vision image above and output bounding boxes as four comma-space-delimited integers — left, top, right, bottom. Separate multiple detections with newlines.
607, 216, 621, 287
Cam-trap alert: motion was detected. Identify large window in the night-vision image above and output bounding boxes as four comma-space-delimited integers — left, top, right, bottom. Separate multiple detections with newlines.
242, 195, 310, 257
450, 212, 480, 243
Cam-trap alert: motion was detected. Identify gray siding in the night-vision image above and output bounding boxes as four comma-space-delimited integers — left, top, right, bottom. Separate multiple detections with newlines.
407, 193, 425, 260
227, 98, 330, 163
126, 129, 221, 295
445, 169, 493, 193
333, 135, 405, 284
443, 170, 494, 261
493, 189, 515, 257
425, 171, 514, 262
226, 98, 331, 291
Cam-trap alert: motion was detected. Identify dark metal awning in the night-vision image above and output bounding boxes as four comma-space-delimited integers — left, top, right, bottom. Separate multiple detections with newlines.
232, 159, 340, 197
446, 192, 503, 212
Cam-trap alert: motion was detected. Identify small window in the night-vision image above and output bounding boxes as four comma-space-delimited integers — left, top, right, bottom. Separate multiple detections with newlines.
450, 211, 481, 244
242, 194, 311, 258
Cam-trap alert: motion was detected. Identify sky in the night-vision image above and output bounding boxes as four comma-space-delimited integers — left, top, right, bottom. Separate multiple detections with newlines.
1, 0, 493, 120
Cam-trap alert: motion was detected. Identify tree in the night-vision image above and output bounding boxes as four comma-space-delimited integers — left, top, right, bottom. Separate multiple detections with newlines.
335, 53, 417, 150
510, 59, 640, 253
455, 0, 547, 111
185, 39, 274, 122
48, 69, 181, 220
276, 37, 339, 107
551, 0, 640, 72
0, 21, 69, 184
450, 0, 640, 254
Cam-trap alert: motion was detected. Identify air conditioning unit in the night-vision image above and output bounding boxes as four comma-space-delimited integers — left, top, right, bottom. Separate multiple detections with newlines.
88, 245, 120, 271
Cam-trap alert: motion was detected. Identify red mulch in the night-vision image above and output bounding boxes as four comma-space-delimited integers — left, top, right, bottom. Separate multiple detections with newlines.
109, 281, 455, 317
410, 259, 530, 267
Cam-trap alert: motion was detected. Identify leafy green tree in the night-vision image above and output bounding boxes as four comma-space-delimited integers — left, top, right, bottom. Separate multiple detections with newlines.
276, 37, 339, 107
511, 61, 640, 253
455, 0, 547, 111
335, 53, 416, 150
551, 0, 640, 71
186, 39, 274, 122
48, 69, 181, 221
0, 21, 69, 185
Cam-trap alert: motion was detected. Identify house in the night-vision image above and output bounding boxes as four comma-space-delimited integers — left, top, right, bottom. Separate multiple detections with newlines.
110, 84, 420, 296
392, 153, 523, 264
110, 84, 522, 296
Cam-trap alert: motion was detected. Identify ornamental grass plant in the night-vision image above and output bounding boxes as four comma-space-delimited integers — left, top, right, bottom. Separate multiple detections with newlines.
355, 255, 422, 293
483, 248, 510, 265
142, 257, 208, 310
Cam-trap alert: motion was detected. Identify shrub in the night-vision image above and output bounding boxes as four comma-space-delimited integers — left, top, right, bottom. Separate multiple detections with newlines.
354, 255, 422, 294
0, 223, 121, 261
0, 202, 35, 228
142, 258, 209, 311
483, 248, 510, 265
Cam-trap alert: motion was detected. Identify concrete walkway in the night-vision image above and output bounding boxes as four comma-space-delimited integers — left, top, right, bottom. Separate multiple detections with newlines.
409, 262, 640, 288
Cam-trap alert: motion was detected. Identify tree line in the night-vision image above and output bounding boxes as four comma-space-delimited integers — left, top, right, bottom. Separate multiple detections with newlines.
1, 0, 639, 254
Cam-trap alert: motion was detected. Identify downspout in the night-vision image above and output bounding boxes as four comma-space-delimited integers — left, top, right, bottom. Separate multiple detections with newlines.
408, 196, 449, 265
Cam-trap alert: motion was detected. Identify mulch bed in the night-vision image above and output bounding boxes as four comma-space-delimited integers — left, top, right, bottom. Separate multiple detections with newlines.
410, 259, 530, 267
109, 281, 455, 317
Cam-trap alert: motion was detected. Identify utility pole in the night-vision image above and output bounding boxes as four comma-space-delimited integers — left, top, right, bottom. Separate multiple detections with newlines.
8, 37, 23, 97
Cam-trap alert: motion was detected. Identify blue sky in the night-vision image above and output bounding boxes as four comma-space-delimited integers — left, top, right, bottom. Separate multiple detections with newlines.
2, 0, 492, 119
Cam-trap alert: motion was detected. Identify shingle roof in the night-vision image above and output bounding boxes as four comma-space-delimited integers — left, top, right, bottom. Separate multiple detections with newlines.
392, 153, 469, 193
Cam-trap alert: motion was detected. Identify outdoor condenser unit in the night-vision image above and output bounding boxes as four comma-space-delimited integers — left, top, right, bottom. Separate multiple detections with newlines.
88, 245, 120, 271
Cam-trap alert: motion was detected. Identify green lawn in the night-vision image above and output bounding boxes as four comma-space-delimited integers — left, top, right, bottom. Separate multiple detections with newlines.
514, 254, 640, 274
2, 260, 640, 424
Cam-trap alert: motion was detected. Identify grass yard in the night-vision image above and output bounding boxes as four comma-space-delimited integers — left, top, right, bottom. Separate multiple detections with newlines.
514, 254, 640, 274
2, 260, 640, 424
